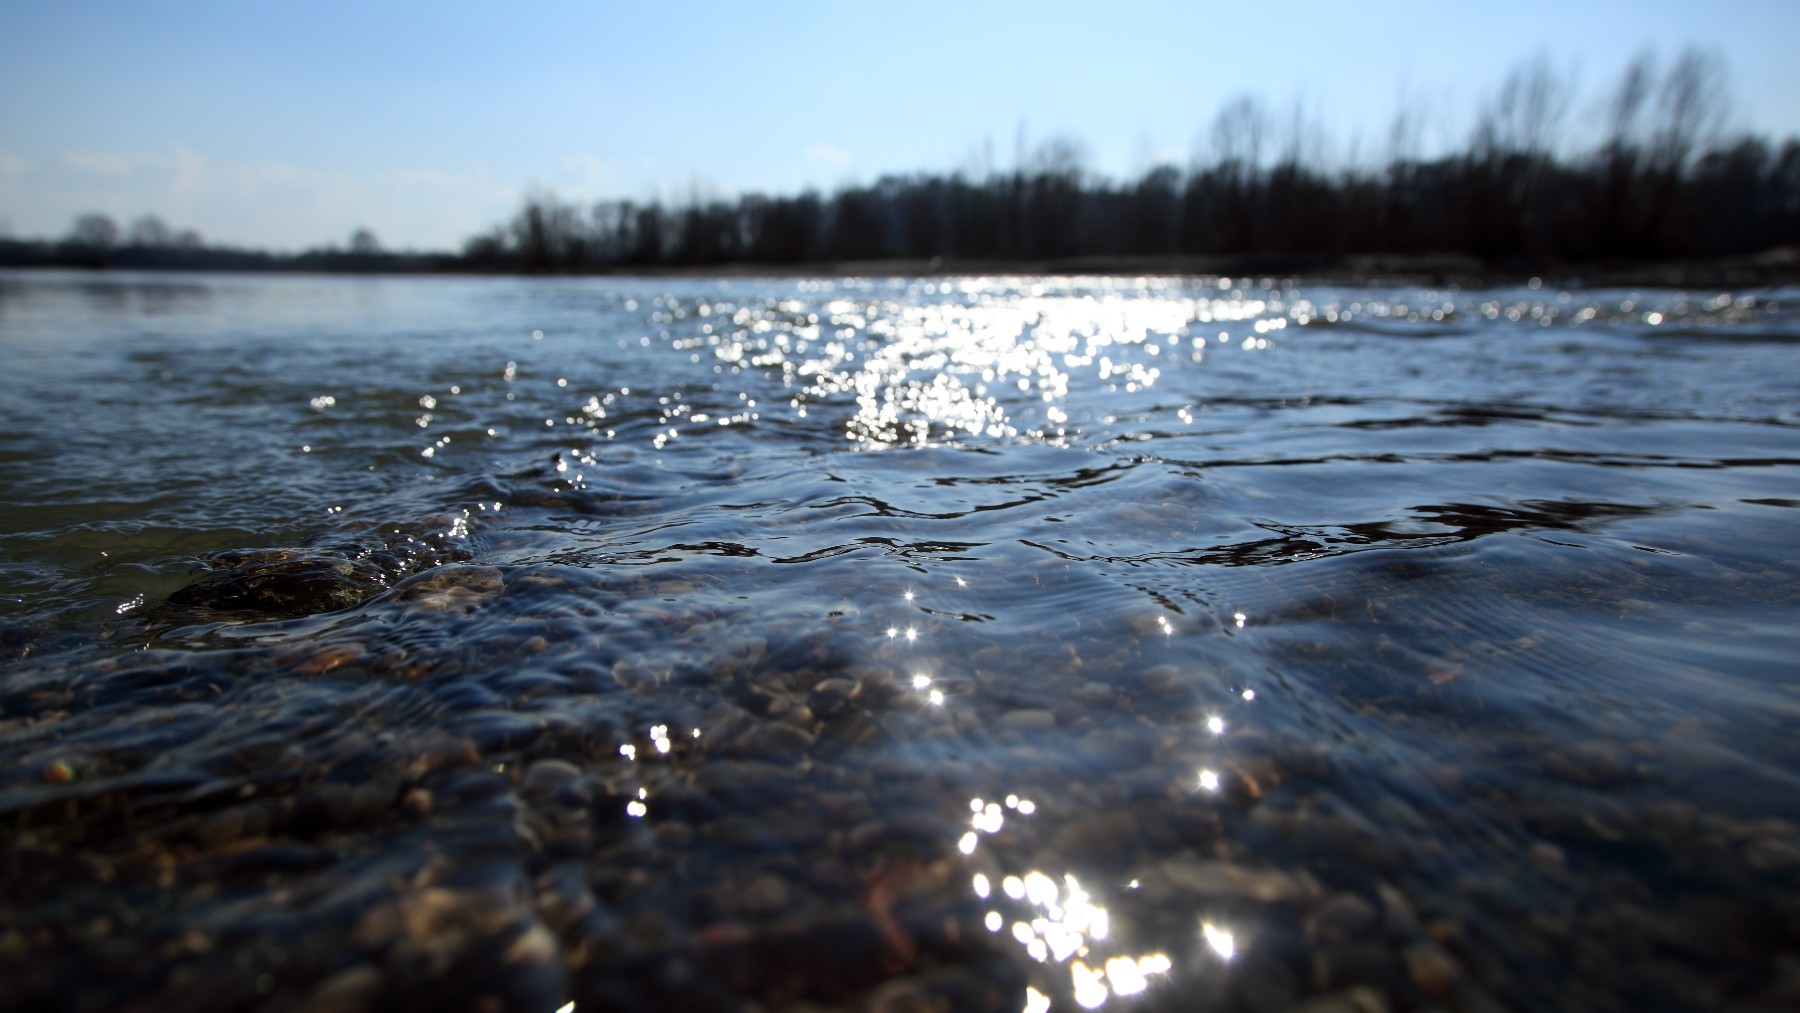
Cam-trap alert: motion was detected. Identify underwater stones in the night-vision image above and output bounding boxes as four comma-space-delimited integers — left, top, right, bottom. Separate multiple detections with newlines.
1046, 808, 1144, 860
1401, 940, 1460, 994
720, 720, 817, 758
735, 872, 792, 918
1743, 836, 1800, 872
997, 708, 1056, 731
293, 643, 366, 676
520, 759, 584, 801
390, 565, 505, 613
299, 965, 383, 1013
404, 733, 481, 778
1294, 985, 1391, 1013
166, 555, 383, 618
1137, 663, 1187, 698
1539, 741, 1642, 787
1305, 892, 1381, 943
1139, 855, 1320, 905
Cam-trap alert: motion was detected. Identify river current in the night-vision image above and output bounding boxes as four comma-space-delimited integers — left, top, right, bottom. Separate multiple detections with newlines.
2, 270, 1797, 1012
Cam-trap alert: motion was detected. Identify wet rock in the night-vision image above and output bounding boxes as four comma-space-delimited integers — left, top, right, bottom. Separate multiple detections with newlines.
166, 555, 384, 619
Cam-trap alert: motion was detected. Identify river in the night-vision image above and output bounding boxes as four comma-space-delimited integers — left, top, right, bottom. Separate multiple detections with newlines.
2, 269, 1798, 1011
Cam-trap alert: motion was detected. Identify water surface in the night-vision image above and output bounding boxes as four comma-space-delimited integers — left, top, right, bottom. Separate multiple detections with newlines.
2, 270, 1798, 1012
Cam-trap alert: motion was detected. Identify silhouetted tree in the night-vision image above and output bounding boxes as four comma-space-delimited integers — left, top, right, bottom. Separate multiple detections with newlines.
127, 215, 174, 248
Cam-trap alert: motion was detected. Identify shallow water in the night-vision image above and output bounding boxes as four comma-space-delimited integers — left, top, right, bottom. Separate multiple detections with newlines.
2, 269, 1798, 1012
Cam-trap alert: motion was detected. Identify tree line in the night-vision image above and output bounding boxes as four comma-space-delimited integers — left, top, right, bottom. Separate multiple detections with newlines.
6, 48, 1797, 276
0, 216, 446, 272
462, 49, 1799, 272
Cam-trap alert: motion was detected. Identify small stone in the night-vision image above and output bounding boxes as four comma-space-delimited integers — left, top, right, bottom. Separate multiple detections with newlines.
1307, 892, 1379, 942
1403, 941, 1459, 993
727, 721, 817, 756
739, 873, 791, 916
1139, 664, 1185, 696
401, 788, 433, 818
1294, 985, 1390, 1013
1377, 884, 1421, 935
296, 643, 364, 675
503, 923, 558, 965
1146, 857, 1317, 903
865, 978, 934, 1013
300, 965, 382, 1013
521, 759, 583, 797
999, 708, 1056, 730
1744, 837, 1800, 871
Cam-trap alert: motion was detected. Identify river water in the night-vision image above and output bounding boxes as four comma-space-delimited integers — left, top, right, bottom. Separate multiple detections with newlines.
2, 269, 1798, 1012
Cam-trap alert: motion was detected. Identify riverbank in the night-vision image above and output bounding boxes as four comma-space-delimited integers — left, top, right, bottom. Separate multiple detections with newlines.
559, 248, 1800, 290
9, 246, 1797, 290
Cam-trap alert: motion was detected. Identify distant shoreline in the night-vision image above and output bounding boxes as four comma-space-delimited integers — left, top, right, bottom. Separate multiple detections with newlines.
557, 250, 1800, 290
8, 249, 1795, 291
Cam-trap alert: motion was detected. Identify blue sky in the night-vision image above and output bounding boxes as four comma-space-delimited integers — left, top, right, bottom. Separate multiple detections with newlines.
3, 0, 1797, 251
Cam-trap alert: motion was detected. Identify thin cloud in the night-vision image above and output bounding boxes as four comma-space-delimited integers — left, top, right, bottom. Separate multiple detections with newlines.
558, 153, 622, 191
805, 143, 852, 170
61, 150, 172, 177
7, 146, 519, 249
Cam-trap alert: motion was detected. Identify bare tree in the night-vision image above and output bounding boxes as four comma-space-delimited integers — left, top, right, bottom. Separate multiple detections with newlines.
1605, 51, 1657, 155
1207, 94, 1270, 172
128, 215, 174, 248
1647, 47, 1729, 179
1030, 135, 1090, 180
67, 213, 119, 250
1472, 51, 1571, 159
